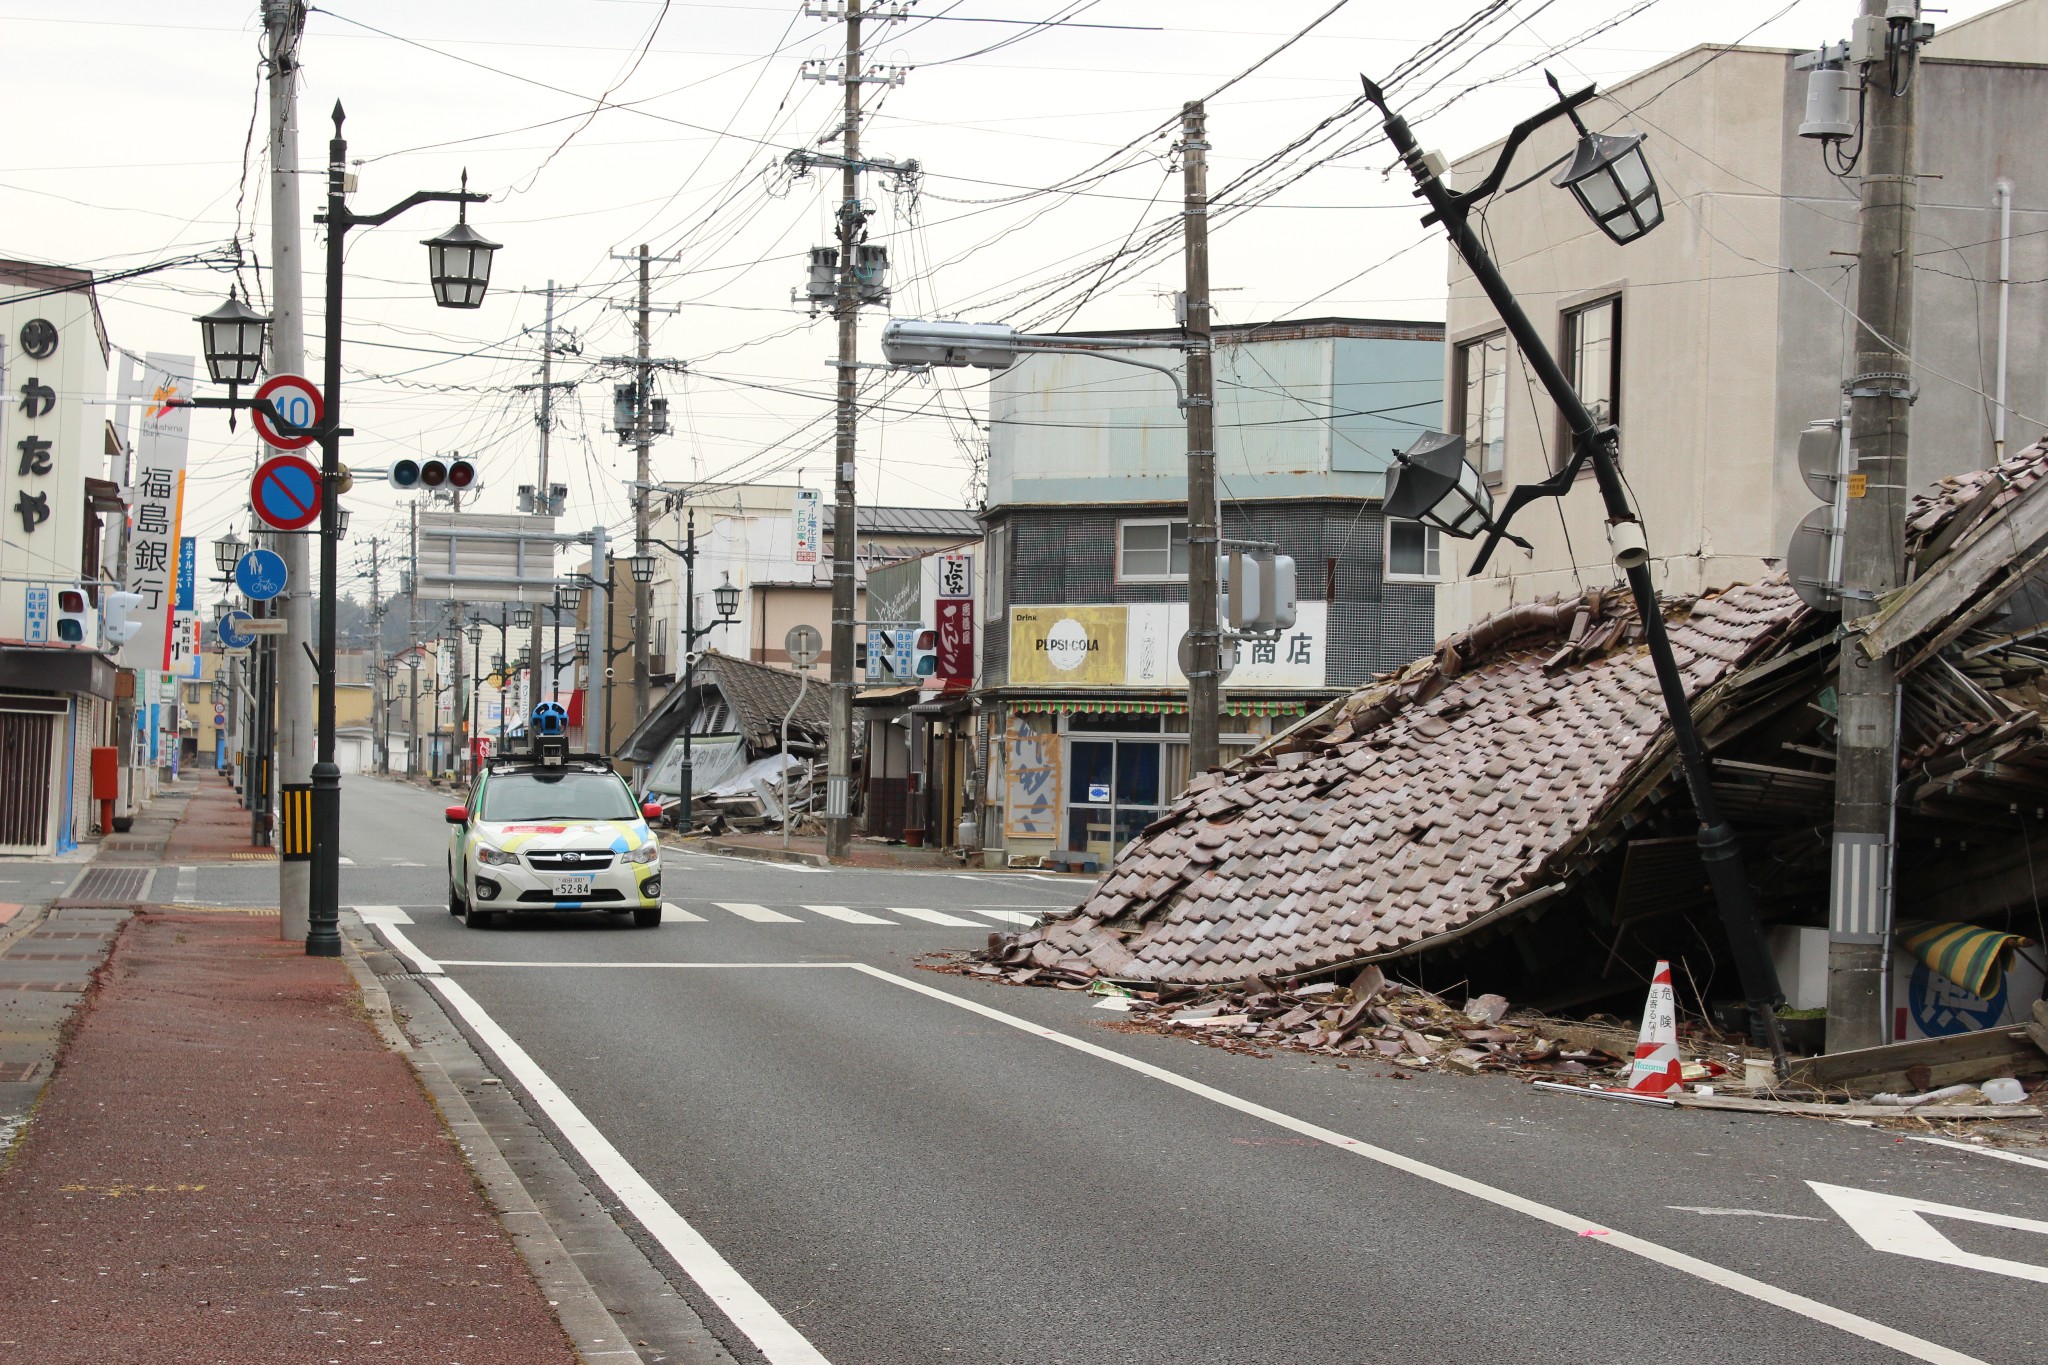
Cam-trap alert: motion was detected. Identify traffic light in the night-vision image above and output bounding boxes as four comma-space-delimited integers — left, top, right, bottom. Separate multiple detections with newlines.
102, 591, 146, 646
1226, 550, 1299, 634
54, 589, 94, 645
910, 627, 938, 678
390, 456, 476, 491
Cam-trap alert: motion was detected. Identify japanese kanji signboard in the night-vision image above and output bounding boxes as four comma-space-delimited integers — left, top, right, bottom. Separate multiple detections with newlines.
123, 354, 193, 671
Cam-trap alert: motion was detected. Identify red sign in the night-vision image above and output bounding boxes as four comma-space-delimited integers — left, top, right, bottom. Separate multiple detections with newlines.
251, 374, 323, 451
936, 598, 974, 693
249, 454, 323, 531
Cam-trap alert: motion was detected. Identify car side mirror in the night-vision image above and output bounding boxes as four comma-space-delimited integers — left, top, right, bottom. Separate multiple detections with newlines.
444, 805, 469, 826
642, 802, 663, 823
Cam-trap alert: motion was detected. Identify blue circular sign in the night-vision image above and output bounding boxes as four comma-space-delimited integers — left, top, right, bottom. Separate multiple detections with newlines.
235, 548, 289, 601
216, 610, 256, 651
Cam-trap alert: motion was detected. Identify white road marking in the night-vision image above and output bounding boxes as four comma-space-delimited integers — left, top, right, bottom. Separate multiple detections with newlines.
848, 964, 1988, 1365
375, 923, 442, 977
338, 856, 356, 866
662, 902, 707, 923
1668, 1206, 1824, 1221
374, 933, 829, 1365
353, 905, 415, 926
717, 902, 800, 923
963, 909, 1040, 926
437, 961, 852, 969
1897, 1133, 2048, 1172
1809, 1181, 2048, 1284
802, 904, 896, 926
885, 906, 986, 928
176, 866, 197, 900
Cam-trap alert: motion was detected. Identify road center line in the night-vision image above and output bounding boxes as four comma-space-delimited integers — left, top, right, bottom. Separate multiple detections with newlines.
845, 963, 1986, 1365
372, 929, 831, 1365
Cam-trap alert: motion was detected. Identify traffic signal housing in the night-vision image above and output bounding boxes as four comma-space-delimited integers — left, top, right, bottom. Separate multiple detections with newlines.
910, 627, 938, 678
390, 456, 476, 491
101, 591, 146, 646
54, 588, 94, 645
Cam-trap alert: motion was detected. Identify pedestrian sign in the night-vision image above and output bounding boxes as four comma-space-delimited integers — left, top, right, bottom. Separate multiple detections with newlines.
250, 454, 322, 531
216, 609, 256, 651
235, 547, 289, 601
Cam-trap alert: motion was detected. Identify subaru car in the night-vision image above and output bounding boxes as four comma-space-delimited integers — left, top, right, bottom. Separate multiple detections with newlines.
447, 759, 664, 929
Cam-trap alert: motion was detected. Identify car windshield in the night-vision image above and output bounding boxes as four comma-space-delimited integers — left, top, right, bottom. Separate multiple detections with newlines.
480, 770, 638, 822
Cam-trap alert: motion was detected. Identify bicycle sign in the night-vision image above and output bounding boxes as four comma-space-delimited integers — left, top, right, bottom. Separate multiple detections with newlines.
251, 374, 323, 451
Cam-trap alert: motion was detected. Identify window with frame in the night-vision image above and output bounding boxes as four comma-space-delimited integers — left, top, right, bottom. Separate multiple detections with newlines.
1455, 332, 1508, 481
1563, 296, 1621, 435
1386, 520, 1441, 581
1117, 518, 1189, 582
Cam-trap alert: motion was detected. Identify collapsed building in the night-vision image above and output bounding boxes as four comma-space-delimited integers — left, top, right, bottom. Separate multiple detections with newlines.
1005, 446, 2048, 1032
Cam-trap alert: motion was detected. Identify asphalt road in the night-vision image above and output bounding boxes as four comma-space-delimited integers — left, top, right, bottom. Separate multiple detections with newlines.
187, 775, 2048, 1364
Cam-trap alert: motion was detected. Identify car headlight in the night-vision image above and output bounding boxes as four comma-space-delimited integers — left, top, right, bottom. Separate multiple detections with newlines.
623, 844, 659, 866
475, 844, 520, 867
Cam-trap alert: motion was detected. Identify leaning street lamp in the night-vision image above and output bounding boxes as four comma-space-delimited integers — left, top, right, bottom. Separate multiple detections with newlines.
1548, 75, 1663, 246
194, 288, 271, 389
1359, 69, 1788, 1074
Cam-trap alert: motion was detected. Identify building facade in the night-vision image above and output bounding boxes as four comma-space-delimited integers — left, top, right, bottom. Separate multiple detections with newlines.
1435, 2, 2048, 633
976, 317, 1445, 866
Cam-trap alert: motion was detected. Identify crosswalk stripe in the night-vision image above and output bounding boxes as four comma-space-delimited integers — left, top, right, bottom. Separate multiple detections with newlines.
885, 906, 986, 927
802, 904, 897, 925
661, 902, 707, 923
965, 909, 1041, 926
716, 902, 801, 923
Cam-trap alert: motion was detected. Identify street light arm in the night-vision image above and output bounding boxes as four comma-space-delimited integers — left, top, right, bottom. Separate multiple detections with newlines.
1357, 75, 1596, 226
1005, 343, 1188, 406
316, 188, 489, 232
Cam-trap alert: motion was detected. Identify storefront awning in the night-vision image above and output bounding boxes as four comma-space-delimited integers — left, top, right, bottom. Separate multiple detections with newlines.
1010, 697, 1309, 718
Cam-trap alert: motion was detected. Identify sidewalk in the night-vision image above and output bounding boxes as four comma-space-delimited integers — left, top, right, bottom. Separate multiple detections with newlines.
160, 768, 276, 864
0, 819, 581, 1362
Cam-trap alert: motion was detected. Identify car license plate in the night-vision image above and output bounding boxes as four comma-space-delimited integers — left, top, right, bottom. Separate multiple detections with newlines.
552, 875, 594, 897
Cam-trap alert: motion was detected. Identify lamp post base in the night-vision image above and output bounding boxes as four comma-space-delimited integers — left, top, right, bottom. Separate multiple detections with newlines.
306, 760, 342, 958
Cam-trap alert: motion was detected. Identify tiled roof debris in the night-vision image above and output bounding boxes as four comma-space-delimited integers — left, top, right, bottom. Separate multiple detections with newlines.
616, 650, 829, 763
1013, 579, 1818, 985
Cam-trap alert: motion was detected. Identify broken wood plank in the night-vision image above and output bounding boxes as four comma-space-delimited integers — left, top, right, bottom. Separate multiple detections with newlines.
1858, 471, 2048, 659
1672, 1094, 2040, 1120
1789, 1025, 2044, 1095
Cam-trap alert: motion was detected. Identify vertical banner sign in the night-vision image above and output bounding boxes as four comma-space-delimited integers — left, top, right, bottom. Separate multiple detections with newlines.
170, 536, 200, 679
124, 354, 193, 671
936, 598, 974, 693
937, 552, 972, 601
792, 488, 822, 565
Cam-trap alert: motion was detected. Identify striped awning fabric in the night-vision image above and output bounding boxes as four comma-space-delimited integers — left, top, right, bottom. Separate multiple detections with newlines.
1897, 921, 2034, 1000
1011, 698, 1309, 718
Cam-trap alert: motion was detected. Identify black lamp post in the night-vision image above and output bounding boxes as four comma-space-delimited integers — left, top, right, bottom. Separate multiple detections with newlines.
640, 509, 739, 824
1360, 71, 1788, 1072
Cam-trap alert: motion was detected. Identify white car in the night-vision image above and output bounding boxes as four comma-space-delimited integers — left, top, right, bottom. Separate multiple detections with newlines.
447, 759, 664, 929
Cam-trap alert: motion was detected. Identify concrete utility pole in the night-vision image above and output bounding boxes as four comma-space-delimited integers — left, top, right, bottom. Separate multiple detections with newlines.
407, 499, 421, 776
1182, 100, 1220, 774
633, 249, 653, 726
824, 0, 866, 863
1829, 0, 1923, 1051
265, 0, 314, 940
534, 281, 557, 715
366, 536, 384, 773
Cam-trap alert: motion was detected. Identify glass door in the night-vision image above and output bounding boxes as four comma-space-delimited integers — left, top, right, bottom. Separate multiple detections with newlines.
1067, 738, 1160, 857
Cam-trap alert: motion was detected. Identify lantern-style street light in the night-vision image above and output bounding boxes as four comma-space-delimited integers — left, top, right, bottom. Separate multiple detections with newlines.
212, 533, 246, 580
714, 571, 740, 621
513, 604, 534, 631
556, 582, 583, 612
628, 552, 657, 585
422, 177, 500, 310
194, 289, 271, 389
1359, 71, 1787, 1074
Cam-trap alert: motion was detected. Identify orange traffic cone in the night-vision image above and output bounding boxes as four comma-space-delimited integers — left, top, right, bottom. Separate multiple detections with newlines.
1625, 961, 1683, 1095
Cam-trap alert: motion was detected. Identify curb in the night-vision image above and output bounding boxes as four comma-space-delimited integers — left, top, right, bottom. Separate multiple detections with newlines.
340, 930, 647, 1365
694, 838, 829, 868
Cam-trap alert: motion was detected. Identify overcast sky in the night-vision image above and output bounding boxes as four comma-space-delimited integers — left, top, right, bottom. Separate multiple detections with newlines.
1, 0, 2010, 588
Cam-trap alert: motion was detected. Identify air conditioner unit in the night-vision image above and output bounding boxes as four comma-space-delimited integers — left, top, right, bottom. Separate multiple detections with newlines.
648, 654, 670, 677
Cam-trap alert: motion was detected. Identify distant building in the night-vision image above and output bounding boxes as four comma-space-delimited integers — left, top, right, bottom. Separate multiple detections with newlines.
1434, 0, 2048, 634
976, 317, 1444, 866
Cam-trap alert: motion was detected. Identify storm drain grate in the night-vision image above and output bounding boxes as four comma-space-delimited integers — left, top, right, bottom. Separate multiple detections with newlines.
374, 972, 440, 983
60, 868, 151, 907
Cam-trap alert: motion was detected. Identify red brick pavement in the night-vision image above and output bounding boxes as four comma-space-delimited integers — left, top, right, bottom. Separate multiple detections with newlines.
0, 912, 579, 1365
161, 771, 277, 864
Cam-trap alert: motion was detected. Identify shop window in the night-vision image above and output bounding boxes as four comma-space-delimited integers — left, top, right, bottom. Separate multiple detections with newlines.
1066, 738, 1162, 857
1386, 521, 1441, 582
1118, 519, 1189, 582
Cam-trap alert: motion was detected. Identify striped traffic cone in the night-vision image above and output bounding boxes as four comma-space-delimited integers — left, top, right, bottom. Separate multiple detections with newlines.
1625, 961, 1683, 1095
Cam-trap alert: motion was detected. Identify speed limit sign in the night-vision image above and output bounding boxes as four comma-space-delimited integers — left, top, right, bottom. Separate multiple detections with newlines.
252, 374, 323, 451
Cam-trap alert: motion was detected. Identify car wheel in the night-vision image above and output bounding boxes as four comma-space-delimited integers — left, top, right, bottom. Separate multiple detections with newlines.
449, 877, 463, 916
632, 906, 662, 929
462, 898, 497, 930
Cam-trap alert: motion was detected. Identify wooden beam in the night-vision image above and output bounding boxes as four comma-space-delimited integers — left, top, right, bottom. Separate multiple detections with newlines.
1789, 1025, 2044, 1094
1858, 475, 2048, 660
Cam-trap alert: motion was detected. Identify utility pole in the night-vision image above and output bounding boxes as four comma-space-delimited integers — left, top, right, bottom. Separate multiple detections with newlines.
534, 282, 558, 709
633, 250, 653, 727
366, 536, 384, 774
1182, 100, 1220, 774
407, 500, 421, 777
826, 0, 866, 862
265, 0, 314, 940
1829, 1, 1924, 1051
